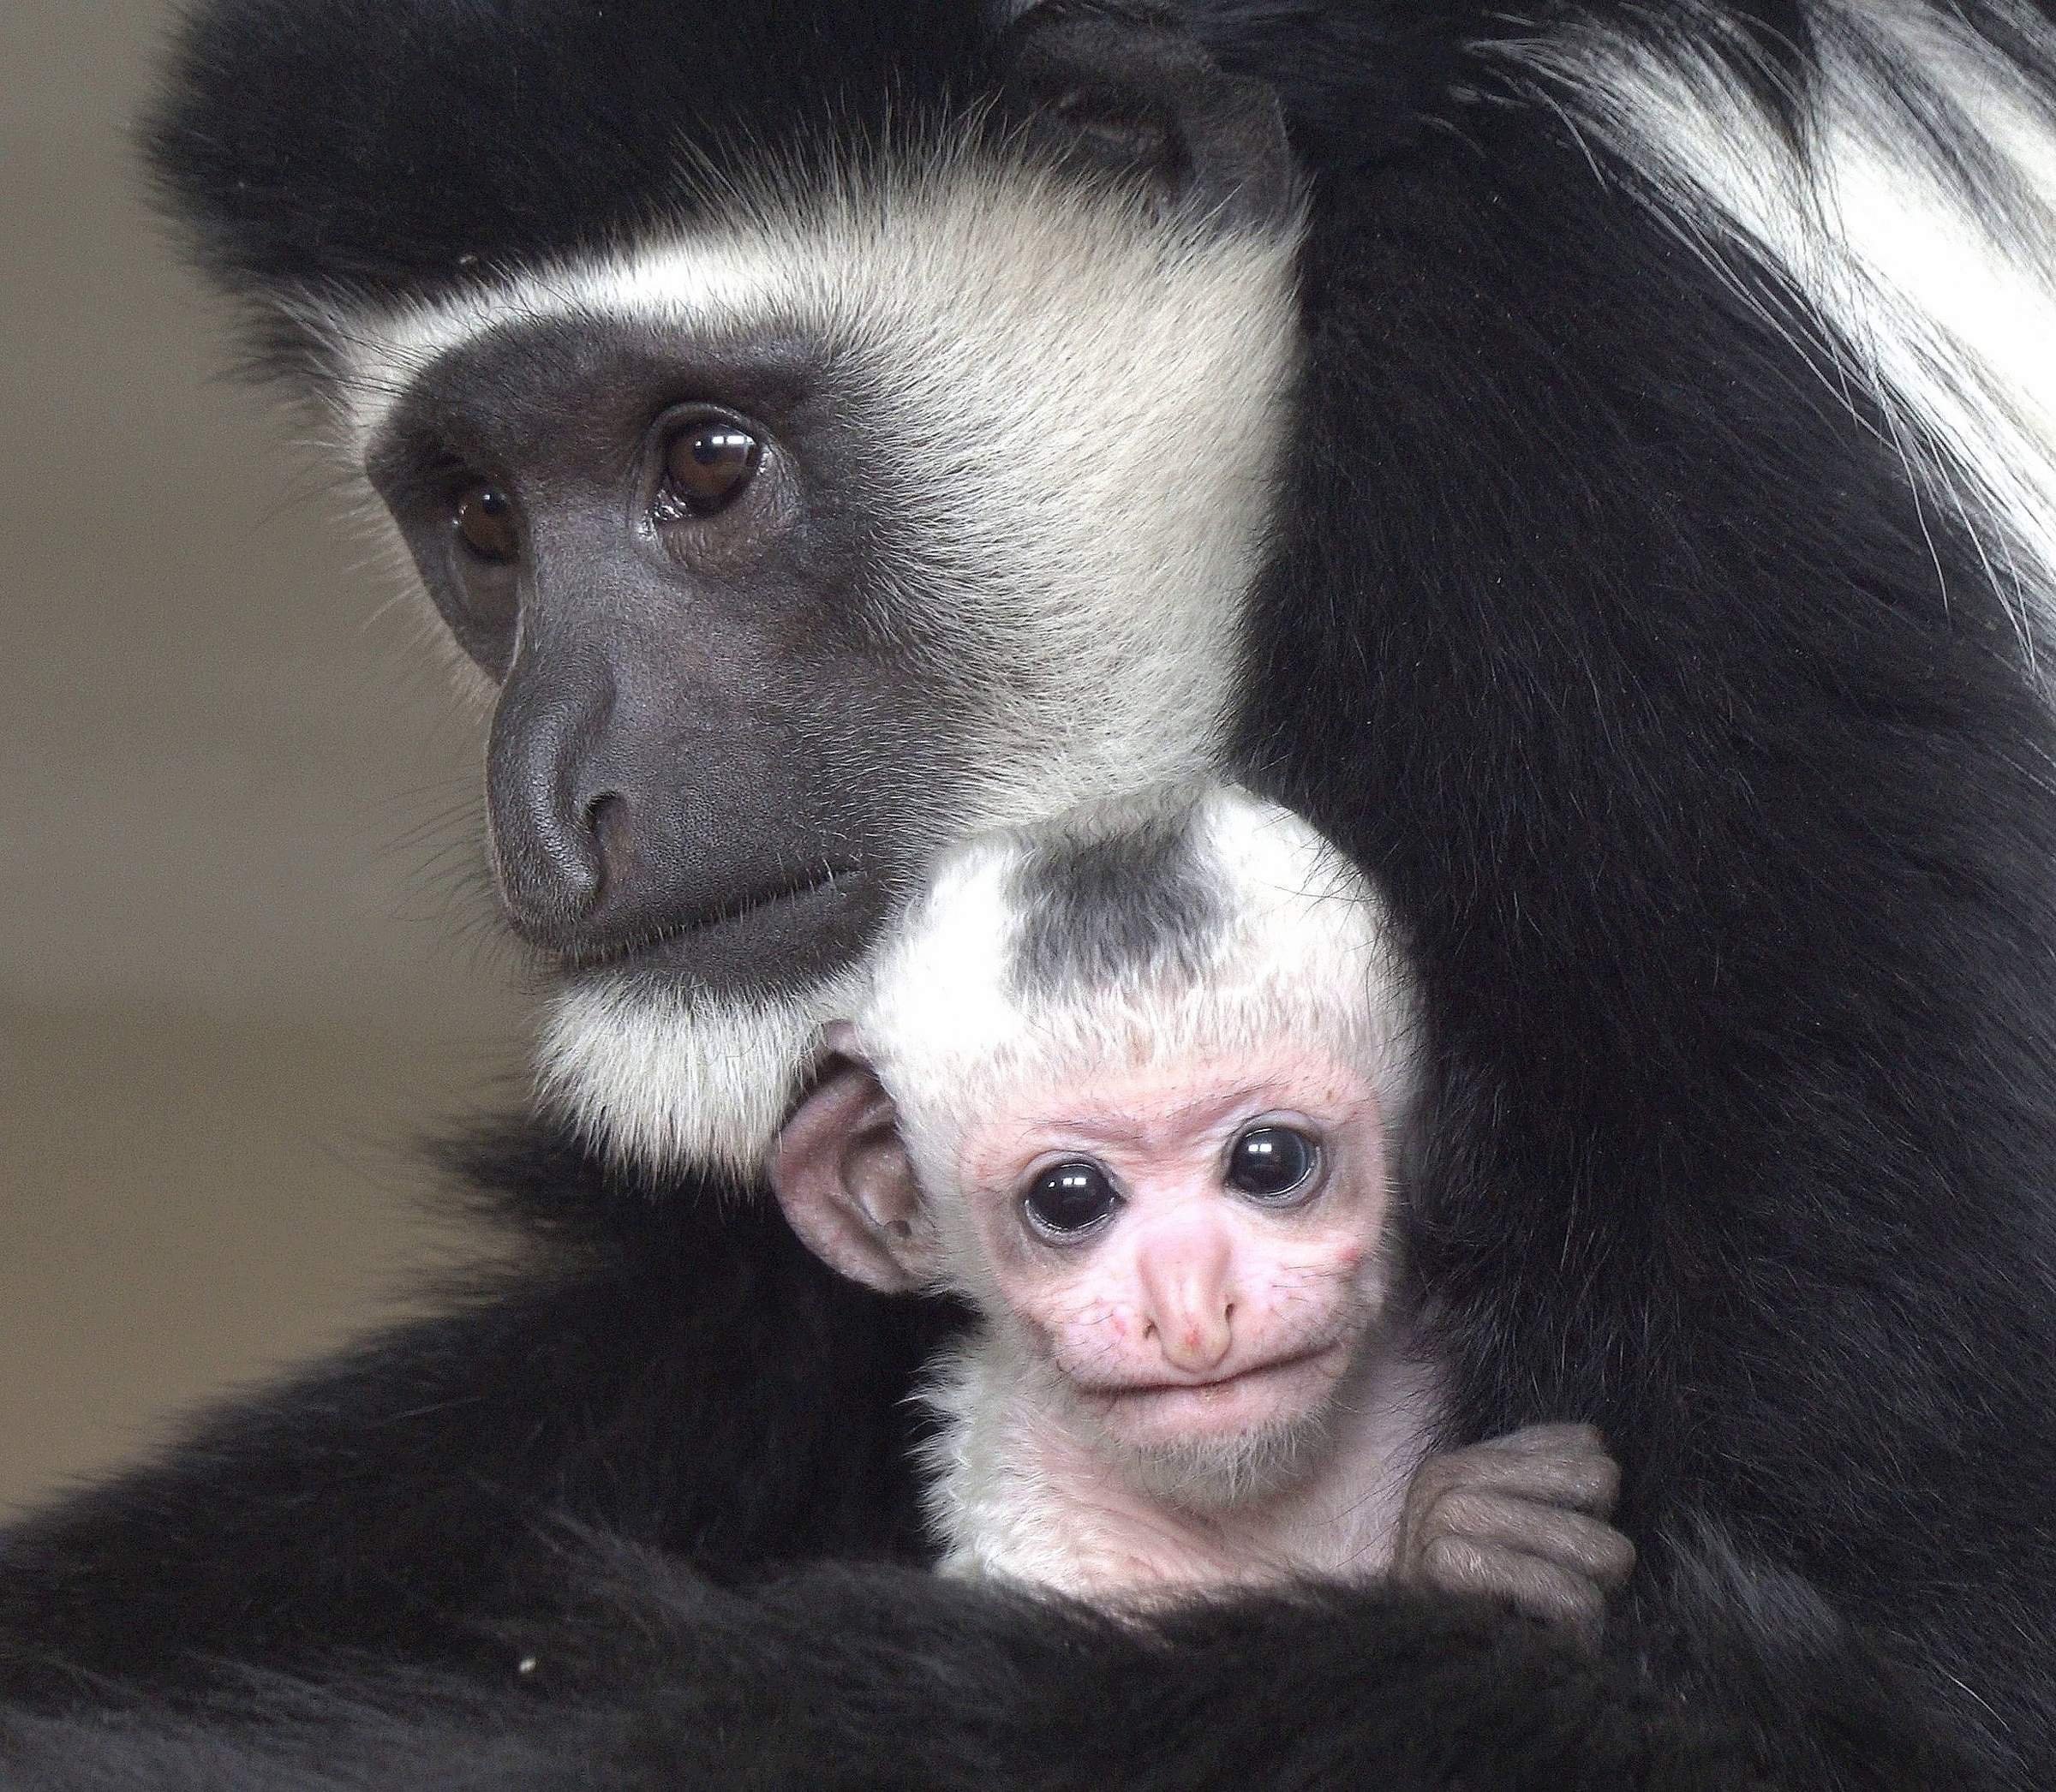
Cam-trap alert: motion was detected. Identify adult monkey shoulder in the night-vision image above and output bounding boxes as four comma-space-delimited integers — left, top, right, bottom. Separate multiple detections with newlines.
3, 0, 2053, 1788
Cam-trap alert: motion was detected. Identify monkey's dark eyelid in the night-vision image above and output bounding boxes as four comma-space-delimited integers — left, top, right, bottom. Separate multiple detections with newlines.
1022, 1206, 1120, 1245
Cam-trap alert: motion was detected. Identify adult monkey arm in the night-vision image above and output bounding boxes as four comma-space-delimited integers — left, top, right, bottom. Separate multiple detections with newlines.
3, 1554, 1768, 1789
5, 0, 2054, 1786
0, 1134, 1763, 1791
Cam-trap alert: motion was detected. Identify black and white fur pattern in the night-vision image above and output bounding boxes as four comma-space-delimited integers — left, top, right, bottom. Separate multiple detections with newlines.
1496, 0, 2056, 636
5, 2, 2056, 1787
855, 783, 1418, 1198
356, 159, 1302, 1172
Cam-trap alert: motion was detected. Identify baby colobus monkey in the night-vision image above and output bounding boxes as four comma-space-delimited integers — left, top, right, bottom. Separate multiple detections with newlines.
774, 785, 1634, 1646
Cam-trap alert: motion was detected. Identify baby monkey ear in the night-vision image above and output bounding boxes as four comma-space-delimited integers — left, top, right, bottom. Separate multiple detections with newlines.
769, 1030, 933, 1294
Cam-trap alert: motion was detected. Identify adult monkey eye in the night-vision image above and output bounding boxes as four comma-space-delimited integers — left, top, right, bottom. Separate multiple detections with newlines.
1226, 1126, 1320, 1203
1022, 1161, 1121, 1241
662, 420, 761, 517
452, 483, 521, 564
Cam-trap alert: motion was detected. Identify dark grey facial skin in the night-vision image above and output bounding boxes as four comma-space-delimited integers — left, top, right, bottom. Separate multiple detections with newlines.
1007, 794, 1227, 1000
368, 317, 979, 998
359, 6, 1299, 1012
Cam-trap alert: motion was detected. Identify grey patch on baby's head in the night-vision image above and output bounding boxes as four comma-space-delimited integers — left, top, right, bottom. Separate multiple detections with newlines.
1007, 791, 1228, 1000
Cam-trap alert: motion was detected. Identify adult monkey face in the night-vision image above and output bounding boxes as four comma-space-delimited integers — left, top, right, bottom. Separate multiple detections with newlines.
350, 3, 1305, 1170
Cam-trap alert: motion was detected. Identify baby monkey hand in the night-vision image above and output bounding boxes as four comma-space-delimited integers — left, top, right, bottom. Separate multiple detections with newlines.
1395, 1421, 1635, 1653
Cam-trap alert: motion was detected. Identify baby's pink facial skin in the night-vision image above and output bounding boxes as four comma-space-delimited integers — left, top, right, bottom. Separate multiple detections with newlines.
954, 1044, 1393, 1470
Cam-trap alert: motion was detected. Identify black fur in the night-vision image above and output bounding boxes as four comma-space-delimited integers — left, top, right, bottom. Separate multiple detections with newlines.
0, 1123, 949, 1707
1244, 91, 2056, 1774
1008, 792, 1224, 998
140, 2, 995, 323
137, 0, 1446, 307
10, 0, 2054, 1786
3, 1550, 1771, 1790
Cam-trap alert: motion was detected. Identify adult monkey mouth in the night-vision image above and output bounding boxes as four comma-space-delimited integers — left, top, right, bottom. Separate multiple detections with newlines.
559, 863, 864, 976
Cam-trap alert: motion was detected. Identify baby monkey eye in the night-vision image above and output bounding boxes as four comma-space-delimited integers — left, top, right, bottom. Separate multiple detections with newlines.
1021, 1161, 1121, 1242
1225, 1126, 1320, 1203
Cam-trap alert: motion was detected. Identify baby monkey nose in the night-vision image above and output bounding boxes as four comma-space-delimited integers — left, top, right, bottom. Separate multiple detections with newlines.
1136, 1233, 1236, 1374
1162, 1307, 1234, 1374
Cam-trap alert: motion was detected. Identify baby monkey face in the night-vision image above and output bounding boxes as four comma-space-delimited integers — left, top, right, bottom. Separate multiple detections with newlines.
955, 1045, 1395, 1468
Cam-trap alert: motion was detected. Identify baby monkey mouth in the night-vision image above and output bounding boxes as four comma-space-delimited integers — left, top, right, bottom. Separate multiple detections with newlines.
1077, 1345, 1356, 1464
1083, 1343, 1342, 1401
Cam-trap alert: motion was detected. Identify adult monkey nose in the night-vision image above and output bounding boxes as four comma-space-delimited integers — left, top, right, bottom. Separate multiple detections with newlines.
1133, 1220, 1237, 1374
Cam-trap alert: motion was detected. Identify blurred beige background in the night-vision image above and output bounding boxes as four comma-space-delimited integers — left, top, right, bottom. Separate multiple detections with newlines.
2, 2, 532, 1514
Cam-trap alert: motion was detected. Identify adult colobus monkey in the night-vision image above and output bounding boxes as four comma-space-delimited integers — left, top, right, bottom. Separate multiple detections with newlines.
3, 0, 2054, 1786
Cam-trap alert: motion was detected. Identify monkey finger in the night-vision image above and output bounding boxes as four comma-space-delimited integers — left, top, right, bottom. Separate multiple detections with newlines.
1460, 1430, 1622, 1510
1418, 1536, 1609, 1653
1404, 1441, 1621, 1522
1418, 1490, 1637, 1588
1483, 1422, 1611, 1460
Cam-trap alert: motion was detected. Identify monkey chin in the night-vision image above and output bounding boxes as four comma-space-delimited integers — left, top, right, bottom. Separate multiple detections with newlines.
537, 962, 866, 1178
1078, 1348, 1356, 1512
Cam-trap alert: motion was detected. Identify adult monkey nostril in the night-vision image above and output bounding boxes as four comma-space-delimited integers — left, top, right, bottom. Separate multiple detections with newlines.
579, 789, 642, 925
586, 791, 628, 874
